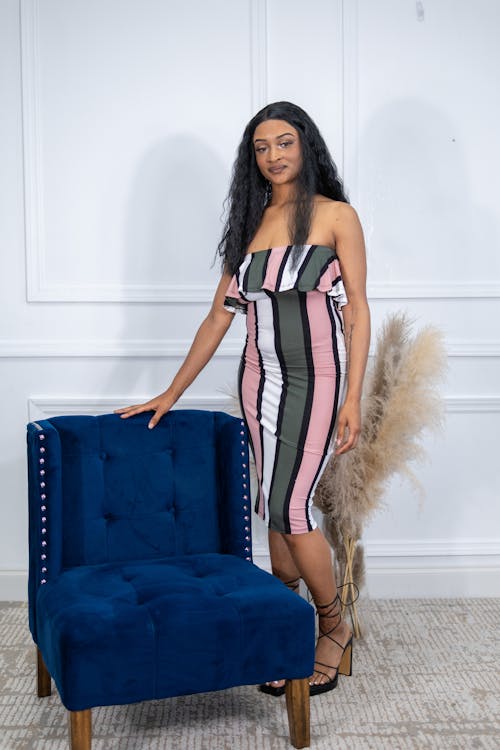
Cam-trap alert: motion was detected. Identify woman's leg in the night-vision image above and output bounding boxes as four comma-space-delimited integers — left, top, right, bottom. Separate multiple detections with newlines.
282, 528, 351, 687
268, 529, 301, 589
263, 531, 302, 690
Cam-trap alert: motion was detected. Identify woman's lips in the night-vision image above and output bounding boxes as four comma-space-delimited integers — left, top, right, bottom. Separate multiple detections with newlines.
269, 165, 286, 175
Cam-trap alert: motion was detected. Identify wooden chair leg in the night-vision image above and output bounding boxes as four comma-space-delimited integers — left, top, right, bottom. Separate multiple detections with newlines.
36, 647, 51, 697
285, 678, 310, 748
69, 709, 92, 750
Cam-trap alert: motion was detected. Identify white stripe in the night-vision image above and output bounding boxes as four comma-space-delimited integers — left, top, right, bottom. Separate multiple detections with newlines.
279, 245, 311, 289
236, 254, 252, 295
254, 297, 282, 526
332, 302, 348, 374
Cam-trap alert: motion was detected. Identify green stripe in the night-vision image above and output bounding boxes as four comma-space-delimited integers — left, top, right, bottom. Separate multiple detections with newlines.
246, 250, 270, 291
268, 291, 311, 531
297, 246, 335, 290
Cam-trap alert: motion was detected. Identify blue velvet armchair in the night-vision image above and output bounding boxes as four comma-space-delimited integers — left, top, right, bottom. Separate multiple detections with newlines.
27, 410, 314, 749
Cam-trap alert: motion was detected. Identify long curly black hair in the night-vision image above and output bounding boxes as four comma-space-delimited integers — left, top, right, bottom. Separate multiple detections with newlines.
217, 101, 349, 275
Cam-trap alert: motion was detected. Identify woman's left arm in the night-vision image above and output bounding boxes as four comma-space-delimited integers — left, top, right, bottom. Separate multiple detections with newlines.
331, 203, 371, 455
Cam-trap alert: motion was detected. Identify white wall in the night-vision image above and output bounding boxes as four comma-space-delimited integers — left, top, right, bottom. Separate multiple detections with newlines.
1, 0, 499, 599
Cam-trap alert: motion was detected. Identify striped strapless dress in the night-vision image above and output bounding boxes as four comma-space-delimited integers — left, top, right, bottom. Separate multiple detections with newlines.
224, 245, 347, 535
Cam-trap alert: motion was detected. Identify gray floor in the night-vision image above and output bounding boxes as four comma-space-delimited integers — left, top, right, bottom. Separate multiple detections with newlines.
0, 599, 499, 749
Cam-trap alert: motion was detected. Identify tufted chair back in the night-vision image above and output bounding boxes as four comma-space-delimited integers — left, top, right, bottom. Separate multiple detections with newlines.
27, 411, 250, 638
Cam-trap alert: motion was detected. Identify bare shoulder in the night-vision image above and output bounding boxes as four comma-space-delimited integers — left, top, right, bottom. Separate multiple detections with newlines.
316, 198, 359, 223
314, 197, 362, 244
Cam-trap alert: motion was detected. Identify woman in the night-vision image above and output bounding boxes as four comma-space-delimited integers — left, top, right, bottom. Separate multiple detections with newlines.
116, 101, 370, 697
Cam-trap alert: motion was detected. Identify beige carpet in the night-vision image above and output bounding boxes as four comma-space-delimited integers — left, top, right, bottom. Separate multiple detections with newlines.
0, 599, 498, 749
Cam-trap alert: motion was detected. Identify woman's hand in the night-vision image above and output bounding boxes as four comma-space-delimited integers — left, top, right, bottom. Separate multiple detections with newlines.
335, 398, 361, 455
114, 389, 176, 430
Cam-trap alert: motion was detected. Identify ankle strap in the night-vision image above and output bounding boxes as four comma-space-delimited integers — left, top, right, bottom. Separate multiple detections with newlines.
316, 594, 339, 610
313, 581, 360, 613
337, 582, 360, 608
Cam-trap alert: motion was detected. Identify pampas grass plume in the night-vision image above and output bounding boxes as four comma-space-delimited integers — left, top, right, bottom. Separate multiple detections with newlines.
314, 312, 447, 539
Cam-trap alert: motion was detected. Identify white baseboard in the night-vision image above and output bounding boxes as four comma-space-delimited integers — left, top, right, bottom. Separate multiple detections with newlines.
3, 555, 499, 601
0, 571, 28, 601
364, 558, 500, 598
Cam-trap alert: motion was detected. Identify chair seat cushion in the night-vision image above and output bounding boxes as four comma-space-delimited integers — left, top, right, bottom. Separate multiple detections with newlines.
36, 553, 315, 711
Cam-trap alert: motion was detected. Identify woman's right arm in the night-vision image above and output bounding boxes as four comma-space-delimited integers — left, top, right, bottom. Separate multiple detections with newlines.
114, 271, 235, 429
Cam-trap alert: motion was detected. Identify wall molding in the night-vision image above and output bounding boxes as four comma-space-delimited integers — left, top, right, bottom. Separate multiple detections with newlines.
342, 0, 359, 201
363, 538, 500, 557
28, 395, 235, 422
340, 0, 500, 302
20, 0, 45, 303
19, 0, 256, 304
368, 281, 500, 299
2, 338, 499, 358
25, 395, 500, 422
20, 0, 500, 303
1, 339, 245, 358
249, 0, 268, 113
445, 396, 500, 413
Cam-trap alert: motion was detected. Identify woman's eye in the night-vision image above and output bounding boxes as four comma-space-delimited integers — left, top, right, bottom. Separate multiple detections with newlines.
279, 141, 293, 148
255, 146, 266, 153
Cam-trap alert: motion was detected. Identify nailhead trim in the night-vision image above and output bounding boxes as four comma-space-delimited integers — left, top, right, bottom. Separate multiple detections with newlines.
239, 421, 251, 563
38, 434, 48, 585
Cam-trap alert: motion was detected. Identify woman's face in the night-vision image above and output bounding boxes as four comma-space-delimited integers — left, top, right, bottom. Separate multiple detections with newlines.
252, 119, 302, 186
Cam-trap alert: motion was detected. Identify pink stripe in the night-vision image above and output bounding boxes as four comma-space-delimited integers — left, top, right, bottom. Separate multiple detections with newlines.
259, 246, 287, 291
287, 292, 338, 534
316, 257, 342, 292
225, 274, 243, 300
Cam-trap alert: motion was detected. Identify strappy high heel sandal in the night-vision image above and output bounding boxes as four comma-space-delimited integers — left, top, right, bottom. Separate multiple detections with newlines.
309, 592, 353, 697
258, 577, 301, 697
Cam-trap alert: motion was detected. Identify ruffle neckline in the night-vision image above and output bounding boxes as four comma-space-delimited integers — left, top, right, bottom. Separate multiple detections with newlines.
224, 245, 348, 314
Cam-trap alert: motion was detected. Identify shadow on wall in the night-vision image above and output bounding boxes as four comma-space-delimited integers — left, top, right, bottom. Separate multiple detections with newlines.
100, 132, 231, 400
358, 97, 499, 283
122, 133, 228, 287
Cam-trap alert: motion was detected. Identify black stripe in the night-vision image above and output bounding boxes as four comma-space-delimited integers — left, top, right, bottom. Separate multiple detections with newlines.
274, 246, 293, 291
224, 296, 247, 314
294, 245, 316, 287
254, 303, 266, 520
261, 249, 271, 282
234, 267, 250, 303
325, 296, 342, 443
282, 292, 316, 533
313, 255, 335, 288
333, 300, 344, 334
265, 291, 288, 525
